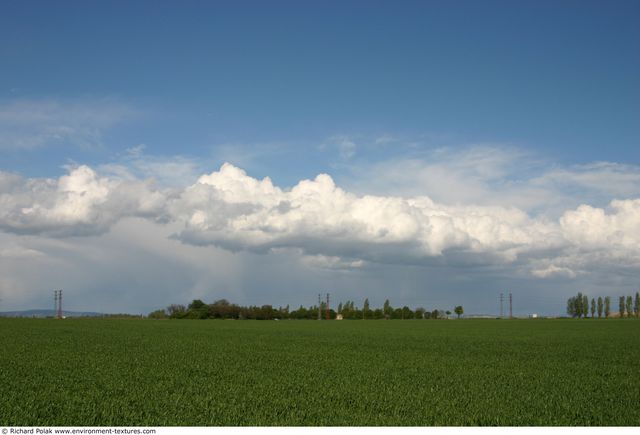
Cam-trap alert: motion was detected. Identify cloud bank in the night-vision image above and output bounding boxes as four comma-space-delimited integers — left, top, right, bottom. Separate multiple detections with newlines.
2, 161, 639, 279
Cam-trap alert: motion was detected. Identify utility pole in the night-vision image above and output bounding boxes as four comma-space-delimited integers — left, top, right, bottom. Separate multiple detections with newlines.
499, 293, 504, 318
326, 293, 330, 320
58, 290, 63, 319
509, 293, 513, 319
318, 293, 322, 320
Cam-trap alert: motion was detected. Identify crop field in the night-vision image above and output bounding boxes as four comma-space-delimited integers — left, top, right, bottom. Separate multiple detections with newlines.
1, 318, 639, 426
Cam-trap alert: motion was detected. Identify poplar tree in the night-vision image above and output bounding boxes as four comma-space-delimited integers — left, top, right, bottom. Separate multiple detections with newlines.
576, 292, 584, 317
383, 299, 391, 318
619, 296, 626, 318
597, 297, 603, 318
590, 298, 595, 318
634, 292, 639, 318
626, 296, 633, 318
605, 297, 611, 318
566, 296, 576, 317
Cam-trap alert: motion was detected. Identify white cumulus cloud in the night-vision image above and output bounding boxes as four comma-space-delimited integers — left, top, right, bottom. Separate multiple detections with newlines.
0, 166, 167, 236
1, 162, 640, 279
172, 163, 563, 266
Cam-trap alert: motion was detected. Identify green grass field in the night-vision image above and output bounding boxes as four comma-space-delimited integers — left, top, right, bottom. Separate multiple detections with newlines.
1, 318, 639, 426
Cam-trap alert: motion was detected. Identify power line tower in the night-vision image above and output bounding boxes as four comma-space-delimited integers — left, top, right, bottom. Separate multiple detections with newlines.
509, 293, 513, 319
54, 290, 63, 319
499, 293, 504, 318
325, 293, 330, 320
317, 293, 322, 320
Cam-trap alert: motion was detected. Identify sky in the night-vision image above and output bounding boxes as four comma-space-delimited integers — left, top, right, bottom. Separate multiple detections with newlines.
1, 0, 639, 316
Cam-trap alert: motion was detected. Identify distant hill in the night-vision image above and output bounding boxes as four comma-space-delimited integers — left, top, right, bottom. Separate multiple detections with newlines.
0, 309, 104, 318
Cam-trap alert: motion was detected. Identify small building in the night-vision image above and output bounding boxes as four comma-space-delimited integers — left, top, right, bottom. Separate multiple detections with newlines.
336, 314, 343, 320
529, 314, 538, 319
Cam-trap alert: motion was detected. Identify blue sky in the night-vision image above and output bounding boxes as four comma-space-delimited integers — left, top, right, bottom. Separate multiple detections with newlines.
1, 1, 639, 315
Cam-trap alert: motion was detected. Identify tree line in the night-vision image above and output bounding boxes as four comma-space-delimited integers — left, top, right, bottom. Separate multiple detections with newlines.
566, 292, 640, 318
148, 298, 465, 320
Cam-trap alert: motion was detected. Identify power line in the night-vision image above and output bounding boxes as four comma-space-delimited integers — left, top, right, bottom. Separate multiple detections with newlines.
54, 289, 63, 319
509, 293, 513, 319
325, 293, 330, 320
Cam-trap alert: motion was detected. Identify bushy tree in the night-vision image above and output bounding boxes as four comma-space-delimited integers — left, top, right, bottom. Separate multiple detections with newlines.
597, 297, 603, 318
414, 307, 426, 319
186, 299, 209, 319
208, 299, 241, 319
290, 305, 309, 319
188, 299, 206, 310
340, 301, 362, 320
401, 306, 413, 320
454, 305, 464, 318
167, 304, 186, 319
148, 309, 167, 319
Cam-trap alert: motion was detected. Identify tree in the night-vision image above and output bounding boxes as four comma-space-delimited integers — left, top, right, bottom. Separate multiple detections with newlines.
337, 302, 343, 314
567, 296, 577, 317
414, 307, 426, 319
167, 304, 186, 318
619, 296, 626, 318
577, 292, 584, 317
634, 292, 639, 318
401, 306, 413, 320
188, 299, 206, 310
597, 297, 603, 318
590, 298, 595, 318
583, 295, 589, 318
148, 309, 167, 319
208, 299, 239, 319
626, 296, 633, 318
363, 298, 370, 320
186, 299, 208, 319
605, 296, 611, 318
454, 305, 464, 318
383, 299, 391, 319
